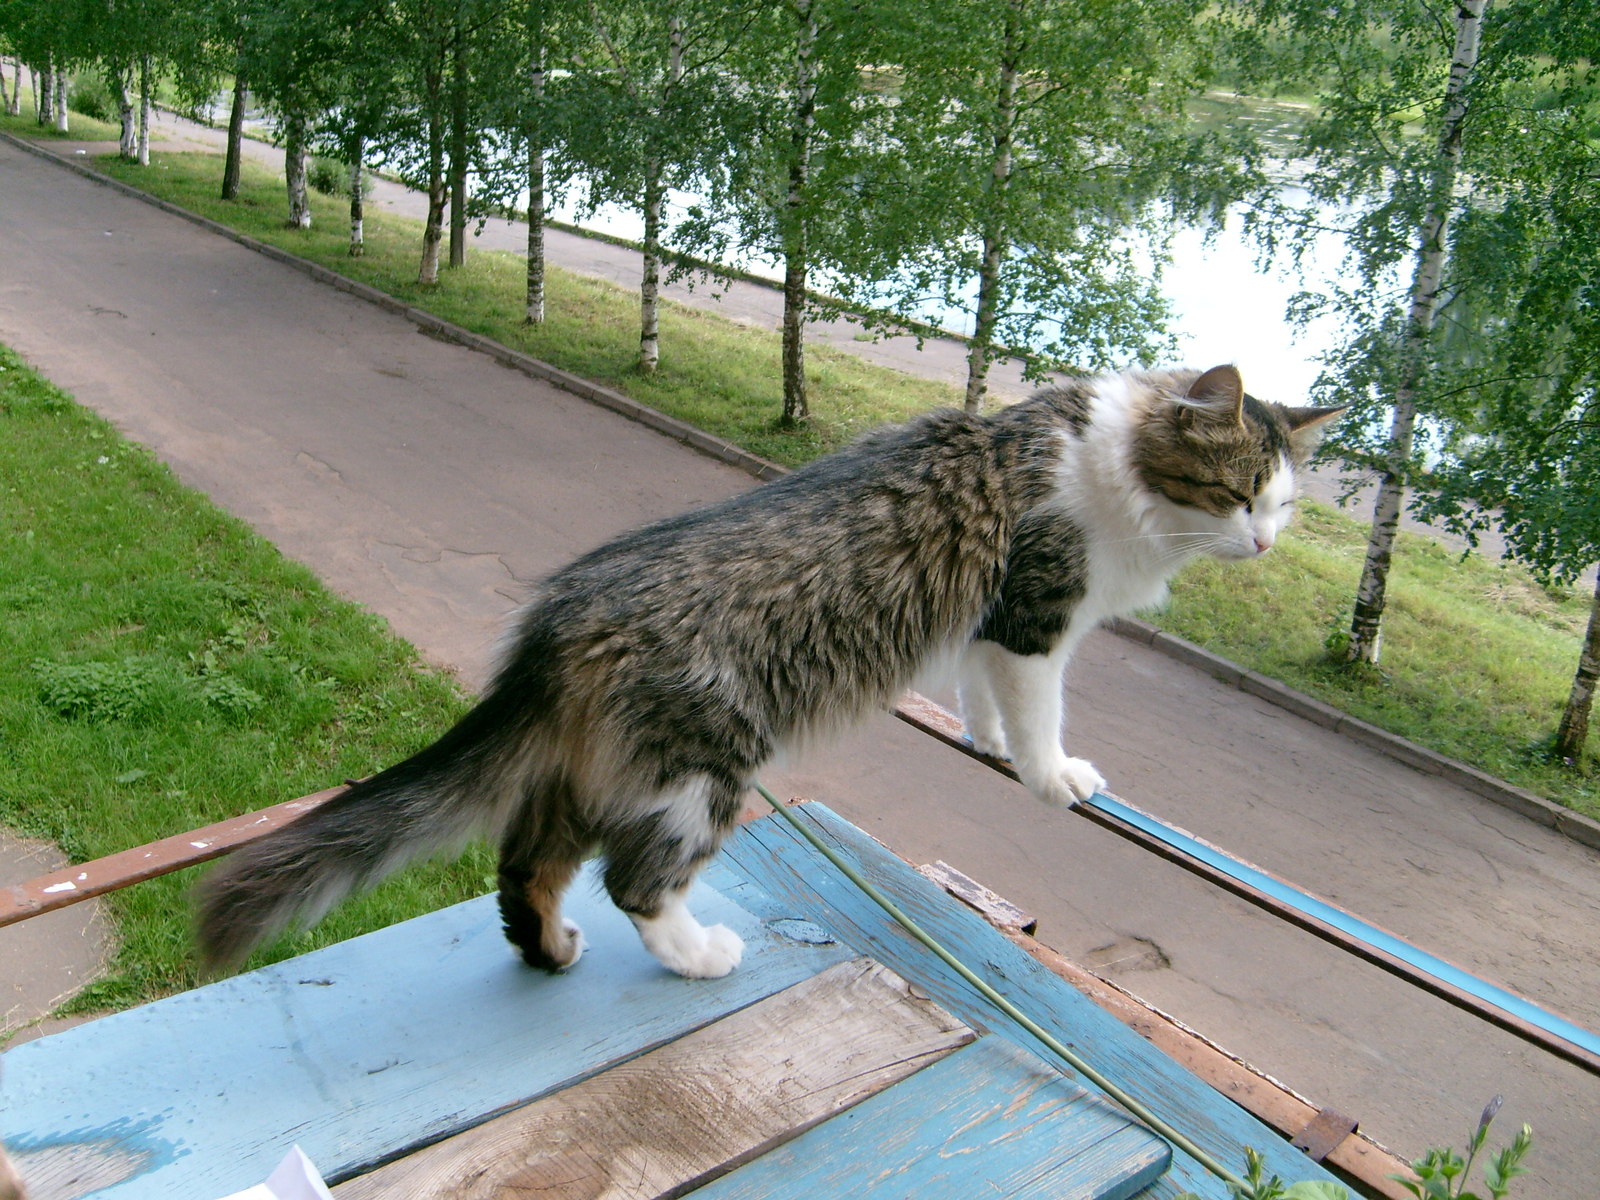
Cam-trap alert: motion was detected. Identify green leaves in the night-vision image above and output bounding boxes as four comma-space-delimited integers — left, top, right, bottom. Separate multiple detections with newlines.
1391, 1098, 1533, 1200
33, 658, 160, 723
1172, 1106, 1533, 1200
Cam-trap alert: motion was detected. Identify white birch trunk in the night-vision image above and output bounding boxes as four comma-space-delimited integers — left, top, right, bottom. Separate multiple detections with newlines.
525, 21, 546, 325
0, 57, 10, 115
636, 17, 683, 374
8, 60, 20, 117
639, 164, 664, 373
284, 112, 312, 229
113, 64, 136, 159
964, 0, 1022, 414
1346, 0, 1488, 664
137, 56, 152, 166
419, 99, 447, 285
36, 65, 49, 124
780, 0, 818, 426
348, 141, 365, 256
525, 142, 546, 323
53, 69, 68, 131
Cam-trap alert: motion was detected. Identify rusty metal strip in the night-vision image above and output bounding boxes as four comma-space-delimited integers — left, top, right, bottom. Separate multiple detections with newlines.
891, 690, 1600, 1079
1293, 1108, 1359, 1163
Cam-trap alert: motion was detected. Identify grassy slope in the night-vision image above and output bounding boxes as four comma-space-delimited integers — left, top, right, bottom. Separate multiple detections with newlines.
0, 342, 493, 1021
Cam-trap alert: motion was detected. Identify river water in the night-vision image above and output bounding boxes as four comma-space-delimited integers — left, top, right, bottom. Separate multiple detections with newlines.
546, 183, 1353, 409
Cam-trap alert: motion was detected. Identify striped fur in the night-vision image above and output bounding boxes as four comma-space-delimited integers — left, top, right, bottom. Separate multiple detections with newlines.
195, 365, 1339, 978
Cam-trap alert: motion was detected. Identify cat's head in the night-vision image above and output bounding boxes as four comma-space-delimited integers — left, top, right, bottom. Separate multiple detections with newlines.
1132, 364, 1343, 560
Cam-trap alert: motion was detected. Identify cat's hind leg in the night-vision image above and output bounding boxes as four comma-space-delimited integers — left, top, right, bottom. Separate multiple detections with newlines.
497, 785, 589, 972
602, 774, 745, 979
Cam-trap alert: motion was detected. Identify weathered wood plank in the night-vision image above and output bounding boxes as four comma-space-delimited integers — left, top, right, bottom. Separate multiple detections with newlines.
333, 959, 974, 1199
0, 787, 344, 928
918, 858, 1038, 935
1, 867, 851, 1200
1010, 932, 1415, 1198
692, 1036, 1169, 1200
709, 806, 1347, 1199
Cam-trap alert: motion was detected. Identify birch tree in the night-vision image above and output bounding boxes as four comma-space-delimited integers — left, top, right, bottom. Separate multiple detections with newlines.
665, 0, 893, 423
1402, 17, 1600, 763
557, 0, 750, 373
523, 0, 550, 323
838, 0, 1232, 412
1253, 0, 1507, 665
370, 0, 511, 284
501, 0, 579, 324
240, 0, 354, 228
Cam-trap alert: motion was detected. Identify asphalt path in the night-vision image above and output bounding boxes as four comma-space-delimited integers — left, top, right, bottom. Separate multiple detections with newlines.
3, 126, 1599, 1193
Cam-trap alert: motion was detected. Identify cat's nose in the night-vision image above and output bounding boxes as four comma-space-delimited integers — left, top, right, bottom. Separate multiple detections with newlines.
1254, 535, 1273, 555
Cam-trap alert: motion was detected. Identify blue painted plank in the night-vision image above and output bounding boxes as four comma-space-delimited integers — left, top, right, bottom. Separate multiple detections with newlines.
692, 1036, 1169, 1200
1087, 791, 1600, 1063
0, 866, 850, 1200
712, 806, 1346, 1199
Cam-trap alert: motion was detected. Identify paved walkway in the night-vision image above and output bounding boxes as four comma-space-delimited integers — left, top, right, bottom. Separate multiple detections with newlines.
3, 123, 1599, 1193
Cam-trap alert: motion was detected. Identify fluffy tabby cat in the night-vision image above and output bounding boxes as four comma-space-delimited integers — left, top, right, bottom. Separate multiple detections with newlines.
196, 364, 1341, 980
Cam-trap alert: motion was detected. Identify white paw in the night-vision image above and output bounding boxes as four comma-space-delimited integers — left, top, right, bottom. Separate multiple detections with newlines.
632, 900, 745, 979
963, 722, 1010, 762
694, 924, 746, 978
1024, 756, 1106, 806
548, 919, 585, 970
656, 922, 744, 979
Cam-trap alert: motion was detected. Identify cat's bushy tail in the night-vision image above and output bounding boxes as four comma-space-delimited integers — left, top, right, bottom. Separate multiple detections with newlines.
194, 685, 540, 971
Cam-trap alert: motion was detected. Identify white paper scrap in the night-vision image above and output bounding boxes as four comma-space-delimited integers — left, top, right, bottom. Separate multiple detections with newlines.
215, 1145, 334, 1200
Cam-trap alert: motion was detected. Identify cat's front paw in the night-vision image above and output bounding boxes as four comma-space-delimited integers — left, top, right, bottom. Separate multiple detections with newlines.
1023, 757, 1106, 807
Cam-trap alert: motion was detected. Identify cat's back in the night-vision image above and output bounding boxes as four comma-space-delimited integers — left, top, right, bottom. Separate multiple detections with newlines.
551, 406, 1035, 589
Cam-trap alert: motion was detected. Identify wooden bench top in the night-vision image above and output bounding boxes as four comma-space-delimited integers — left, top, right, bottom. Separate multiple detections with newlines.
1, 805, 1345, 1199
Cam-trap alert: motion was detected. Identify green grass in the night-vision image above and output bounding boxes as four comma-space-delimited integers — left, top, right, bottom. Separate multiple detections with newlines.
0, 95, 121, 142
0, 342, 494, 1029
1163, 505, 1600, 817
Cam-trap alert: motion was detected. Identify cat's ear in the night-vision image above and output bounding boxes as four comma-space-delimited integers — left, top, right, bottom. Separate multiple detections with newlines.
1281, 405, 1347, 461
1179, 364, 1246, 431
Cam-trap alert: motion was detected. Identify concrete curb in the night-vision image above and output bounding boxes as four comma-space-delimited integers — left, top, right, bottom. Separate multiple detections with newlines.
1108, 616, 1600, 853
10, 129, 1598, 858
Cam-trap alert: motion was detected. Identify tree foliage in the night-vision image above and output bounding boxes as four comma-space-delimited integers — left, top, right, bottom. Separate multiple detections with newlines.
1254, 0, 1600, 756
834, 0, 1247, 410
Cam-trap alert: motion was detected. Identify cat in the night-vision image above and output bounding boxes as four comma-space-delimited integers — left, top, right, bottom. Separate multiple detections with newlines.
195, 364, 1341, 981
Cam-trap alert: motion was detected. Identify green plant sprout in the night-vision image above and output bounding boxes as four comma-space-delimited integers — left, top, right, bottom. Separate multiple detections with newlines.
1392, 1097, 1532, 1200
1175, 1098, 1531, 1200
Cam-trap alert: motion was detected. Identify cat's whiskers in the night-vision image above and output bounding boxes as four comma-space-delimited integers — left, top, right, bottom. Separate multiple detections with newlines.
1102, 530, 1237, 561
